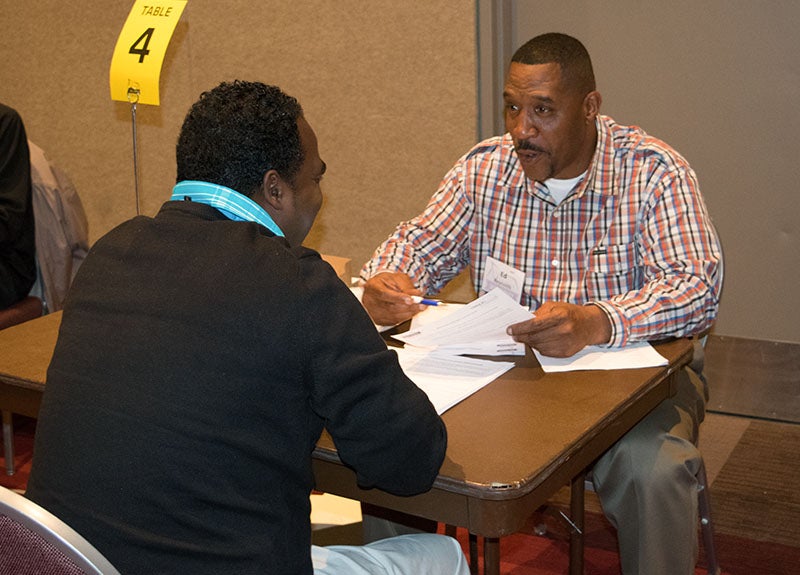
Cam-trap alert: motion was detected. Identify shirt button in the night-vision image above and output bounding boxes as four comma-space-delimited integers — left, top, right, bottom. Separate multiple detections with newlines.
551, 258, 560, 268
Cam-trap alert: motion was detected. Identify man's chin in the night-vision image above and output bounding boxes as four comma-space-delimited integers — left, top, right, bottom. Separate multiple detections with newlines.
515, 153, 551, 182
520, 164, 551, 183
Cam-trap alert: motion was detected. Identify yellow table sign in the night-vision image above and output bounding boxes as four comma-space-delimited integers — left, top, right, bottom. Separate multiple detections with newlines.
110, 0, 188, 106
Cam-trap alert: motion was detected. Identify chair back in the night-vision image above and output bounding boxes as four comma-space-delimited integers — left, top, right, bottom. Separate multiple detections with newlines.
0, 486, 120, 575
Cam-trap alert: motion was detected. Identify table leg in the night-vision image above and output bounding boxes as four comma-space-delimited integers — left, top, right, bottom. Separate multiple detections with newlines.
569, 470, 586, 575
2, 410, 15, 476
484, 537, 500, 575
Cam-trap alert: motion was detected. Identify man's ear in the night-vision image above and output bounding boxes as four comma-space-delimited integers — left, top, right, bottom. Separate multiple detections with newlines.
260, 170, 285, 211
583, 90, 602, 122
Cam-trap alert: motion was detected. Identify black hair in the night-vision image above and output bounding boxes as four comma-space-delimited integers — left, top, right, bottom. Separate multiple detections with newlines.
511, 33, 596, 95
176, 80, 304, 197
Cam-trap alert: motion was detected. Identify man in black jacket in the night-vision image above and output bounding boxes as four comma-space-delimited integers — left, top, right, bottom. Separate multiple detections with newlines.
0, 103, 36, 310
27, 81, 468, 575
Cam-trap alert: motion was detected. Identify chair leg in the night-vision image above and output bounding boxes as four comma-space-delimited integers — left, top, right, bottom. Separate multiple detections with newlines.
696, 460, 721, 575
468, 532, 479, 575
568, 470, 586, 575
2, 410, 15, 476
561, 458, 720, 575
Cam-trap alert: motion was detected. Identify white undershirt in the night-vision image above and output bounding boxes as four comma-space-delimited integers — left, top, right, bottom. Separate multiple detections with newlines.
543, 171, 586, 205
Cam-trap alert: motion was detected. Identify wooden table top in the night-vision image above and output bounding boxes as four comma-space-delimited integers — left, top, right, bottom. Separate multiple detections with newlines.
314, 337, 693, 502
0, 310, 62, 391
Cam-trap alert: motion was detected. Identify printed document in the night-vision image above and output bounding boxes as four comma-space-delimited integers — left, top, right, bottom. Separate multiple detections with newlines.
393, 346, 515, 414
393, 288, 533, 355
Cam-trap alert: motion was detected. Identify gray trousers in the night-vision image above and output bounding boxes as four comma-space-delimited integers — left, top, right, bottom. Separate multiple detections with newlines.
592, 364, 706, 575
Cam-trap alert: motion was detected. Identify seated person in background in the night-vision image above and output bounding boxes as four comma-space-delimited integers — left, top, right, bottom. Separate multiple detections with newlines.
360, 33, 722, 575
26, 81, 469, 575
0, 103, 36, 310
28, 139, 89, 312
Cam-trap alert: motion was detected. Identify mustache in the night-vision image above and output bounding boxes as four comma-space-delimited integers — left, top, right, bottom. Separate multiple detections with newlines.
514, 140, 547, 154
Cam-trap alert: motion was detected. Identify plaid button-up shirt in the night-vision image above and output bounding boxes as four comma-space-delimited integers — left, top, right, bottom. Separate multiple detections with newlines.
361, 115, 723, 347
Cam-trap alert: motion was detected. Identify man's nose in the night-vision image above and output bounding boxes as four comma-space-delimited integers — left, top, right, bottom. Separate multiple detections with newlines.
508, 111, 538, 139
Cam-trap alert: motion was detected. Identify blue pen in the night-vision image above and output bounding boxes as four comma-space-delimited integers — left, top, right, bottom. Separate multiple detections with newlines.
411, 296, 444, 306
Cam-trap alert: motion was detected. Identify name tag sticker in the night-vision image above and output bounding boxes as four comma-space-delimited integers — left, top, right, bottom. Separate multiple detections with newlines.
483, 257, 525, 303
109, 0, 188, 105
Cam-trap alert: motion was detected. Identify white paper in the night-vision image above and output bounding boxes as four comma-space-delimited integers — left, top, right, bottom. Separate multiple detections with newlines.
534, 341, 668, 373
394, 347, 515, 414
407, 303, 525, 355
394, 288, 532, 355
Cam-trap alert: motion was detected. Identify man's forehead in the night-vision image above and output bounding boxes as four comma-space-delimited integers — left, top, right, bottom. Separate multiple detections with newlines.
504, 62, 566, 99
297, 118, 318, 154
296, 118, 326, 176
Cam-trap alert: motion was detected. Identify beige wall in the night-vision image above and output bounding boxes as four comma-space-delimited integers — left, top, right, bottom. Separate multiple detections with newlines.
0, 1, 478, 273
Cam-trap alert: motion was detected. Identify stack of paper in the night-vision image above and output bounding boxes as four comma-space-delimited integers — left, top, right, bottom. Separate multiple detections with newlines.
349, 285, 524, 413
393, 346, 515, 414
369, 289, 531, 413
394, 288, 533, 356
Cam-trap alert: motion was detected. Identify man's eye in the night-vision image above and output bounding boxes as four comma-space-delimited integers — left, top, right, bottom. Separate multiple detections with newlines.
535, 106, 551, 114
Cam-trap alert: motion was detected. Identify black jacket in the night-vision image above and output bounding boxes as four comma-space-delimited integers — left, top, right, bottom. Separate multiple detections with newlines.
27, 200, 446, 574
0, 103, 35, 308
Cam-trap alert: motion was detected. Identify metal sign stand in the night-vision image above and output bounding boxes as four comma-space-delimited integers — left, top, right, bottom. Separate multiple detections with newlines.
127, 87, 141, 215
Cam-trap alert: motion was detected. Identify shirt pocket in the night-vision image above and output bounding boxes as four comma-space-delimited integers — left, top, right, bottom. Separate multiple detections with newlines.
585, 243, 640, 299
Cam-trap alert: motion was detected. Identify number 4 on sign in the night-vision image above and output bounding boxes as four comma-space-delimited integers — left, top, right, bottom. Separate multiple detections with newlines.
129, 28, 155, 63
109, 0, 187, 106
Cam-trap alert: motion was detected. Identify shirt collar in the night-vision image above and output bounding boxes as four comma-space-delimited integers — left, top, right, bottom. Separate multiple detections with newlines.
577, 115, 617, 198
170, 180, 284, 237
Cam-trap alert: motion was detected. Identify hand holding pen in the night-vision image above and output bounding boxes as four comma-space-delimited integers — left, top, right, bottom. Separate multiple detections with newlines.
362, 272, 430, 325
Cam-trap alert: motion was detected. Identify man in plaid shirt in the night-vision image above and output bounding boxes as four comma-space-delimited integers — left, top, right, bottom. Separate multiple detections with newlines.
361, 33, 722, 575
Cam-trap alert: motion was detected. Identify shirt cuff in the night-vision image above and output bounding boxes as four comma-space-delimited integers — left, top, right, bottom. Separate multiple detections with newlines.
586, 301, 626, 347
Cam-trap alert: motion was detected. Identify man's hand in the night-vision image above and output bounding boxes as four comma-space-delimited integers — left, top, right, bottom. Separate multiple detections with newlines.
361, 272, 427, 326
506, 302, 612, 358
